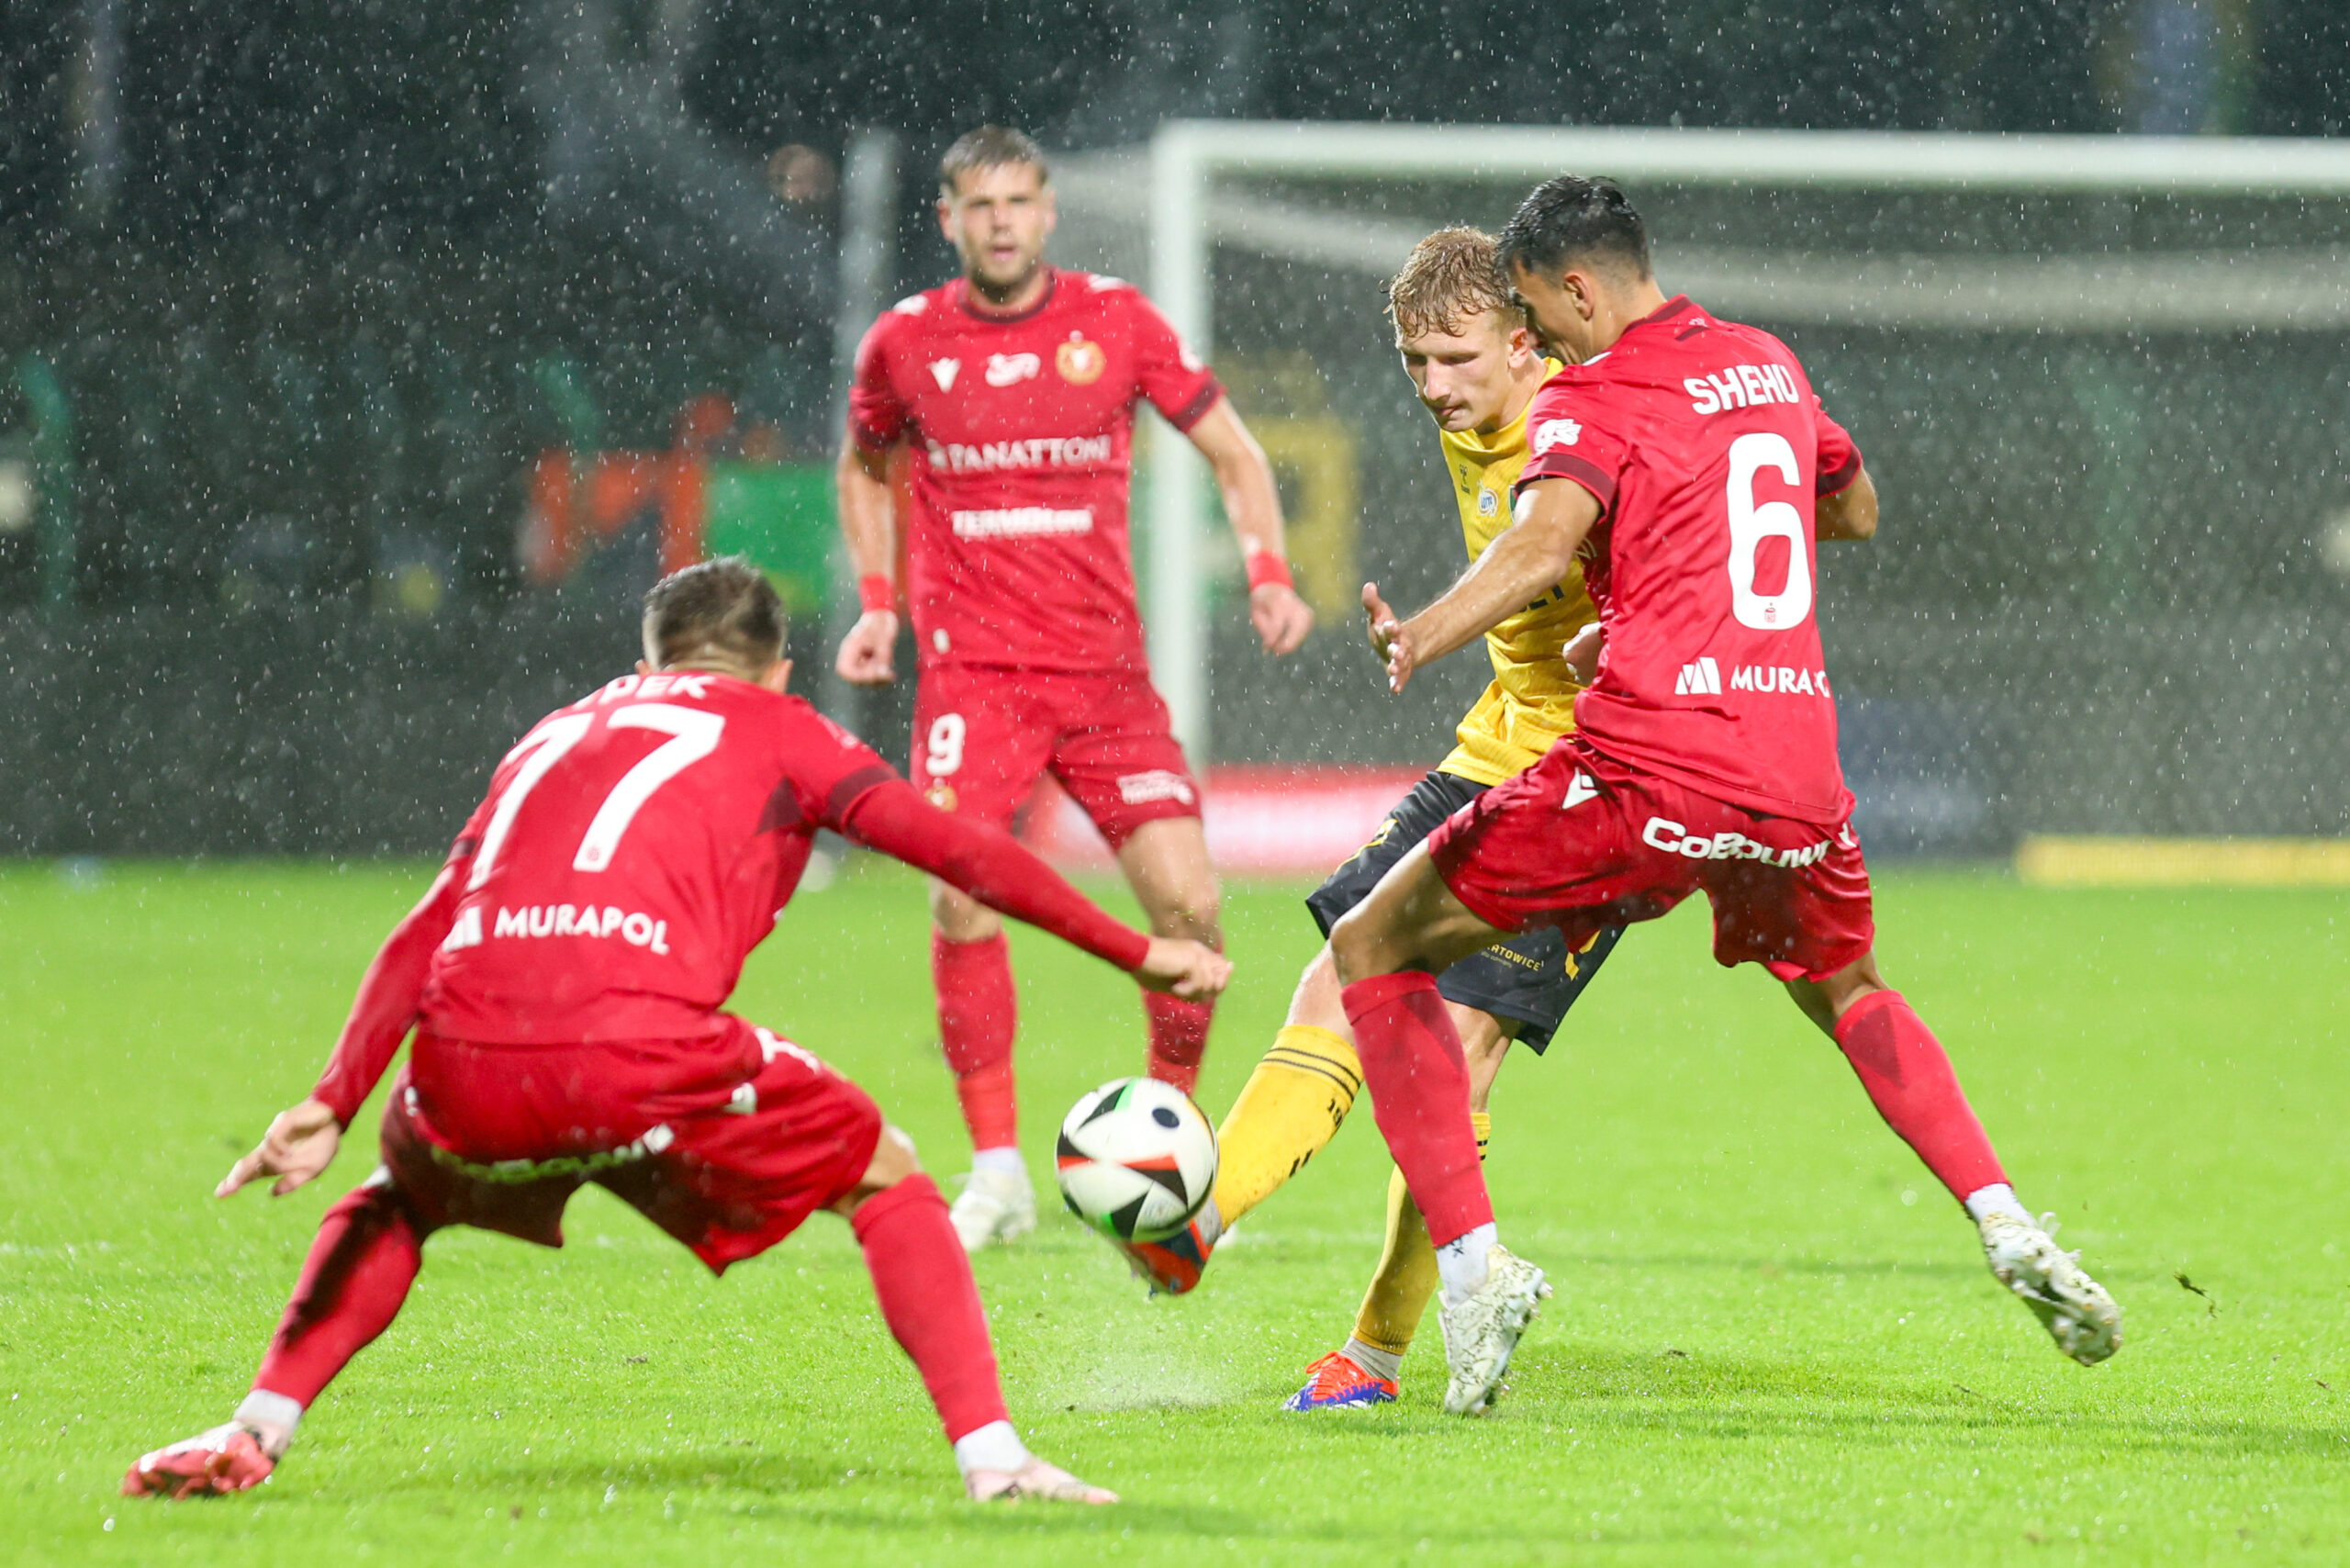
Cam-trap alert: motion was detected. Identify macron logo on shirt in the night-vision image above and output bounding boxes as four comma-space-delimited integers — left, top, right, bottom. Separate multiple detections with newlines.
929, 358, 961, 391
1673, 656, 1724, 697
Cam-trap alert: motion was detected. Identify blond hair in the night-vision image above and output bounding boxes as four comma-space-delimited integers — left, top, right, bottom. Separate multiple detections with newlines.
1386, 227, 1518, 340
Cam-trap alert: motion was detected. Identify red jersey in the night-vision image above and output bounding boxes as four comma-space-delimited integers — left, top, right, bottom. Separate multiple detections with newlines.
847, 266, 1223, 673
1516, 296, 1863, 823
420, 672, 896, 1046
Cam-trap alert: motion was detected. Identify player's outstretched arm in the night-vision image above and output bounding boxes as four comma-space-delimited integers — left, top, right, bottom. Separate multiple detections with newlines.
303, 853, 469, 1134
837, 778, 1232, 999
1185, 399, 1315, 656
1368, 477, 1601, 692
834, 441, 901, 685
1817, 465, 1878, 542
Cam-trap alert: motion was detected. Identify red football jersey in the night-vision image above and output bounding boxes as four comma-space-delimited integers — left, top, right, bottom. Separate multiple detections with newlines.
1516, 296, 1863, 823
420, 673, 896, 1046
847, 266, 1223, 673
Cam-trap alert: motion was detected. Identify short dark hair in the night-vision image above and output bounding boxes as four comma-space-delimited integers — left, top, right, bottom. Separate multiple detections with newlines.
939, 126, 1049, 195
1496, 175, 1652, 284
642, 557, 785, 672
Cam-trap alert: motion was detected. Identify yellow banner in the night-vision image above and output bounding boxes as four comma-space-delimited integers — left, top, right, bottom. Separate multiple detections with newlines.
2016, 835, 2350, 888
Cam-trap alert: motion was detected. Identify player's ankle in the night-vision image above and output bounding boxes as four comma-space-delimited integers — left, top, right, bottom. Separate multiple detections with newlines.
1963, 1182, 2031, 1227
1341, 1337, 1403, 1383
234, 1390, 304, 1459
968, 1147, 1024, 1179
1436, 1223, 1497, 1306
950, 1418, 1029, 1478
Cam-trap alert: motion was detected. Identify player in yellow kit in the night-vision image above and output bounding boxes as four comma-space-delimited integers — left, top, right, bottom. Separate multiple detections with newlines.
1113, 228, 1626, 1407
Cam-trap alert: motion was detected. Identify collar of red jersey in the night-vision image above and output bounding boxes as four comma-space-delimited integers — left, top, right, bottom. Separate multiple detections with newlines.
1628, 294, 1701, 334
957, 266, 1063, 325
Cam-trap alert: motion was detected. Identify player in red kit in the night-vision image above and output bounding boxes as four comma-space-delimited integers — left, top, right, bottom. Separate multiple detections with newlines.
838, 126, 1315, 1249
1327, 177, 2121, 1417
123, 560, 1229, 1503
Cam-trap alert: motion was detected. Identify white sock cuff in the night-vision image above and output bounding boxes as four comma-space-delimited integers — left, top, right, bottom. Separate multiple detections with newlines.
1963, 1182, 2031, 1226
950, 1418, 1029, 1477
235, 1389, 305, 1437
969, 1147, 1024, 1178
1435, 1222, 1499, 1306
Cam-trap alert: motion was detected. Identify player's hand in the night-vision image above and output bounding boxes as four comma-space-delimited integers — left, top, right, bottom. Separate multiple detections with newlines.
835, 610, 900, 686
1563, 619, 1604, 686
1135, 937, 1234, 1001
1248, 583, 1315, 656
1361, 582, 1418, 694
218, 1097, 343, 1199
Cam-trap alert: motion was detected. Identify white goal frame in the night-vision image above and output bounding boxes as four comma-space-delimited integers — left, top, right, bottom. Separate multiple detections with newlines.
1141, 120, 2350, 761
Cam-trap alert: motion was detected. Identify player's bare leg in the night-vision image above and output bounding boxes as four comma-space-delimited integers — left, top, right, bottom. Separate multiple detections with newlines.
833, 1125, 1114, 1504
1115, 815, 1224, 1093
1786, 953, 2121, 1365
1327, 845, 1551, 1415
928, 882, 1035, 1249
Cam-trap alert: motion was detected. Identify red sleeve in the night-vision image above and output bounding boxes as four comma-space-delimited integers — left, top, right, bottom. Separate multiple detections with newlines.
838, 779, 1153, 971
310, 829, 476, 1125
1515, 380, 1628, 517
1814, 399, 1863, 496
846, 312, 911, 452
1122, 286, 1223, 432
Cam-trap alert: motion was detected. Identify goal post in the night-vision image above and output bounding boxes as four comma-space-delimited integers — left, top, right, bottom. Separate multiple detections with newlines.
1123, 120, 2350, 801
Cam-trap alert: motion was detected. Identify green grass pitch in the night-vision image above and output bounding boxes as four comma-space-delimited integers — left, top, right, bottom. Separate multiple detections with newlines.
4, 858, 2347, 1564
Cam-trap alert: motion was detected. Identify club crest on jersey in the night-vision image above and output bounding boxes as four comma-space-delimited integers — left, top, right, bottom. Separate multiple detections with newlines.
928, 358, 961, 391
1477, 487, 1500, 517
1057, 333, 1106, 385
1535, 418, 1582, 451
985, 352, 1041, 387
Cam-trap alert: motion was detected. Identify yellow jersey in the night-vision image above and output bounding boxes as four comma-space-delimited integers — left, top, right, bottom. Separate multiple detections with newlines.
1434, 364, 1597, 786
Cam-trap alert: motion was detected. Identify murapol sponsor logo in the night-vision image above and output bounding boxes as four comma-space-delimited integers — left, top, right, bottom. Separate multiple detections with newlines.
950, 507, 1093, 539
487, 903, 671, 953
1729, 664, 1830, 696
1116, 769, 1195, 806
1642, 817, 1834, 867
1673, 656, 1723, 697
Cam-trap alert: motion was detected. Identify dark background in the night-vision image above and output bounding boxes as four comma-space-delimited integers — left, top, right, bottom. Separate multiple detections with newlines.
2, 1, 2345, 853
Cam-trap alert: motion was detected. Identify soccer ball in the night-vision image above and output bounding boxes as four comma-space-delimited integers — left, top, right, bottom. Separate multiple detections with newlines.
1054, 1077, 1218, 1243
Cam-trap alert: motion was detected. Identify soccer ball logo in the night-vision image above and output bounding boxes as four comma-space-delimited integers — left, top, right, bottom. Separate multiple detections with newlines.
1055, 1077, 1218, 1242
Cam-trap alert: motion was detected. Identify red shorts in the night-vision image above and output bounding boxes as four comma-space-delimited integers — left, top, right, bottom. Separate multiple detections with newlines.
1428, 738, 1874, 983
911, 664, 1201, 847
378, 1015, 883, 1275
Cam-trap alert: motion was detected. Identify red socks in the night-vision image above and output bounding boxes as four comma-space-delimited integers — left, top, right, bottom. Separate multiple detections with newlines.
853, 1173, 1012, 1443
1143, 992, 1214, 1095
252, 1183, 431, 1408
1340, 972, 1493, 1249
1833, 990, 2008, 1204
933, 932, 1019, 1150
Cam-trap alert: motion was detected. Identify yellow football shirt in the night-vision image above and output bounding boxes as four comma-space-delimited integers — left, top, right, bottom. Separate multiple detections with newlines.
1434, 364, 1596, 787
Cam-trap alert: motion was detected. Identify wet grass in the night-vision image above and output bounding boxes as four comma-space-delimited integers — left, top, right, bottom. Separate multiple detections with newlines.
3, 858, 2346, 1564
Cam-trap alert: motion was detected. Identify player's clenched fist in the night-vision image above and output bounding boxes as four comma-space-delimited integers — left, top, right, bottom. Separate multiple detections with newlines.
834, 610, 900, 686
1360, 581, 1419, 693
217, 1096, 342, 1199
1136, 937, 1233, 1001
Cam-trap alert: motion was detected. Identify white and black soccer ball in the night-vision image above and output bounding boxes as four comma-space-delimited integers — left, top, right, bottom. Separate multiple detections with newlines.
1055, 1077, 1218, 1243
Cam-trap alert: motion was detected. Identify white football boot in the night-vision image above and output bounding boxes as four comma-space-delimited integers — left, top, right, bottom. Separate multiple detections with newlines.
965, 1455, 1118, 1505
1979, 1212, 2121, 1365
1436, 1243, 1551, 1415
948, 1165, 1037, 1252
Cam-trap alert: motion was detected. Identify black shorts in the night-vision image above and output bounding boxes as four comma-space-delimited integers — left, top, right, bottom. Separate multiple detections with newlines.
1305, 770, 1624, 1055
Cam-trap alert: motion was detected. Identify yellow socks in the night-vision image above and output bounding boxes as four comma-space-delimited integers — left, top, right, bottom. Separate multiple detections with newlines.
1206, 1025, 1362, 1237
1350, 1111, 1491, 1361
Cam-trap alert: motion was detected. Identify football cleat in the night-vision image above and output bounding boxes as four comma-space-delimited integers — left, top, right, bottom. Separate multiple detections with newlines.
1980, 1212, 2122, 1365
948, 1165, 1037, 1252
1282, 1350, 1399, 1411
966, 1455, 1118, 1505
1436, 1244, 1550, 1416
1111, 1212, 1214, 1295
121, 1424, 274, 1499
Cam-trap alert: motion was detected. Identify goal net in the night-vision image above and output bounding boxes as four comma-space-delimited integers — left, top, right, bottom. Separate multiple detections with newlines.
1050, 124, 2350, 857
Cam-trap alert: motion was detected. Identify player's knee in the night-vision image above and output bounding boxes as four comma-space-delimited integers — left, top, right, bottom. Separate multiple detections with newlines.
867, 1124, 922, 1185
927, 880, 1002, 943
1149, 880, 1221, 945
1326, 905, 1396, 986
